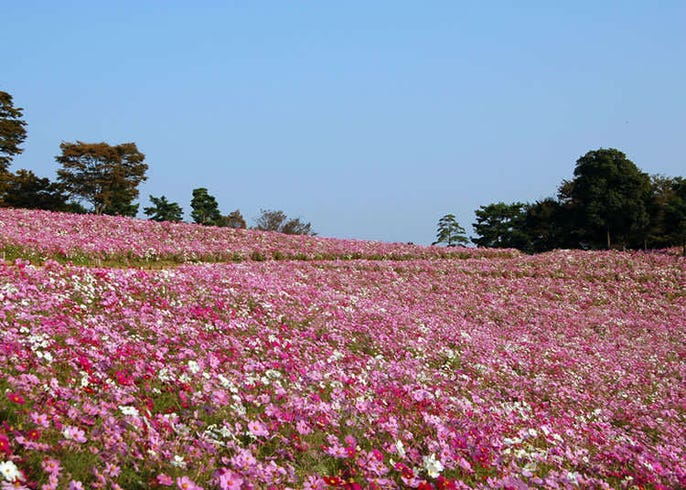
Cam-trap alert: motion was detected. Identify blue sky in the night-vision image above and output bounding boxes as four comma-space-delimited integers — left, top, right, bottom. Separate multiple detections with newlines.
2, 1, 684, 244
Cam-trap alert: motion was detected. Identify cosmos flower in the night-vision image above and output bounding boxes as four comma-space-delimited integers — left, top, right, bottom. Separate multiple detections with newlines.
423, 453, 444, 479
0, 461, 21, 482
6, 393, 24, 405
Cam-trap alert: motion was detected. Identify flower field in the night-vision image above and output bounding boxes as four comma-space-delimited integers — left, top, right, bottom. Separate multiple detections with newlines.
0, 209, 512, 265
1, 211, 685, 489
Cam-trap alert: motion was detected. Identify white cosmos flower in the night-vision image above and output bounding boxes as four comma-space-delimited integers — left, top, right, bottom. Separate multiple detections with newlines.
188, 360, 201, 374
423, 453, 444, 478
395, 440, 406, 457
171, 455, 186, 468
0, 460, 21, 482
119, 405, 139, 417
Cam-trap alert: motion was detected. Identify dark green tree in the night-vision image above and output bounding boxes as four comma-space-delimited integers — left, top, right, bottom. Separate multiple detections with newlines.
222, 209, 247, 229
144, 195, 183, 222
472, 202, 530, 249
661, 177, 686, 255
56, 141, 148, 216
432, 213, 469, 247
0, 91, 27, 173
253, 209, 315, 235
567, 148, 651, 249
0, 169, 69, 211
190, 188, 223, 226
522, 198, 573, 252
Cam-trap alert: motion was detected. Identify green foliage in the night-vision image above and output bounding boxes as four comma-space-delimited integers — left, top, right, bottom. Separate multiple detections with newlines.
190, 187, 223, 226
522, 198, 572, 253
144, 194, 184, 222
568, 148, 651, 249
432, 213, 469, 247
0, 90, 27, 172
253, 209, 316, 235
661, 177, 686, 255
472, 202, 530, 249
0, 169, 70, 210
56, 141, 148, 216
471, 148, 684, 253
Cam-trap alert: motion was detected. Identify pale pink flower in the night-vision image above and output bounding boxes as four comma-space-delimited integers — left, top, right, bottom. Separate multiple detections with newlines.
217, 469, 243, 490
247, 420, 268, 437
176, 476, 202, 490
156, 474, 173, 486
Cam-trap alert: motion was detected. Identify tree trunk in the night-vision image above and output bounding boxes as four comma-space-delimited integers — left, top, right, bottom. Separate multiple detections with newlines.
607, 229, 611, 250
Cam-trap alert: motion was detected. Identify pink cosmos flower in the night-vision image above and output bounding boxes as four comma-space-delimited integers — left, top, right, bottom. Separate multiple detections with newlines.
296, 420, 311, 435
217, 469, 243, 490
41, 474, 59, 490
156, 474, 173, 486
41, 458, 61, 476
176, 476, 202, 490
247, 420, 268, 437
62, 426, 87, 443
30, 413, 50, 428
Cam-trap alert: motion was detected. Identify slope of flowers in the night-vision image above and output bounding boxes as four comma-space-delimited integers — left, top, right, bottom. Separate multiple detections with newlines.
0, 250, 684, 488
0, 209, 514, 265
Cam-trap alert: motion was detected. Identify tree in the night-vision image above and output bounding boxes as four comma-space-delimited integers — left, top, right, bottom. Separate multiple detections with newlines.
281, 217, 315, 236
190, 188, 223, 226
56, 141, 148, 216
254, 209, 287, 232
0, 91, 27, 173
253, 209, 316, 235
567, 148, 651, 249
0, 169, 69, 211
661, 177, 686, 255
144, 195, 183, 222
472, 202, 530, 249
432, 214, 469, 247
222, 209, 247, 229
521, 198, 573, 252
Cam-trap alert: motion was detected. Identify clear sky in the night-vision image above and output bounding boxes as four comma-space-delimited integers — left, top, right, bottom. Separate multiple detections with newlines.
2, 1, 684, 244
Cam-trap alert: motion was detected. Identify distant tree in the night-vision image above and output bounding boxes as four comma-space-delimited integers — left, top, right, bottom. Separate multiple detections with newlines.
144, 195, 183, 222
472, 202, 530, 249
253, 209, 316, 235
0, 169, 69, 211
222, 209, 247, 229
645, 175, 675, 248
190, 188, 223, 226
661, 177, 686, 255
281, 217, 315, 236
56, 141, 148, 216
522, 198, 572, 252
432, 214, 469, 247
567, 148, 651, 249
0, 90, 27, 173
254, 209, 287, 232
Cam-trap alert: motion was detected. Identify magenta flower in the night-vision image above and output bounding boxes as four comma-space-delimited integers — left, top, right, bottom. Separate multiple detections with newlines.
6, 393, 24, 405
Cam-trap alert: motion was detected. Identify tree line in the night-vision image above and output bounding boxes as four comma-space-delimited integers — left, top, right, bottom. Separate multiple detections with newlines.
435, 148, 686, 254
0, 90, 315, 235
